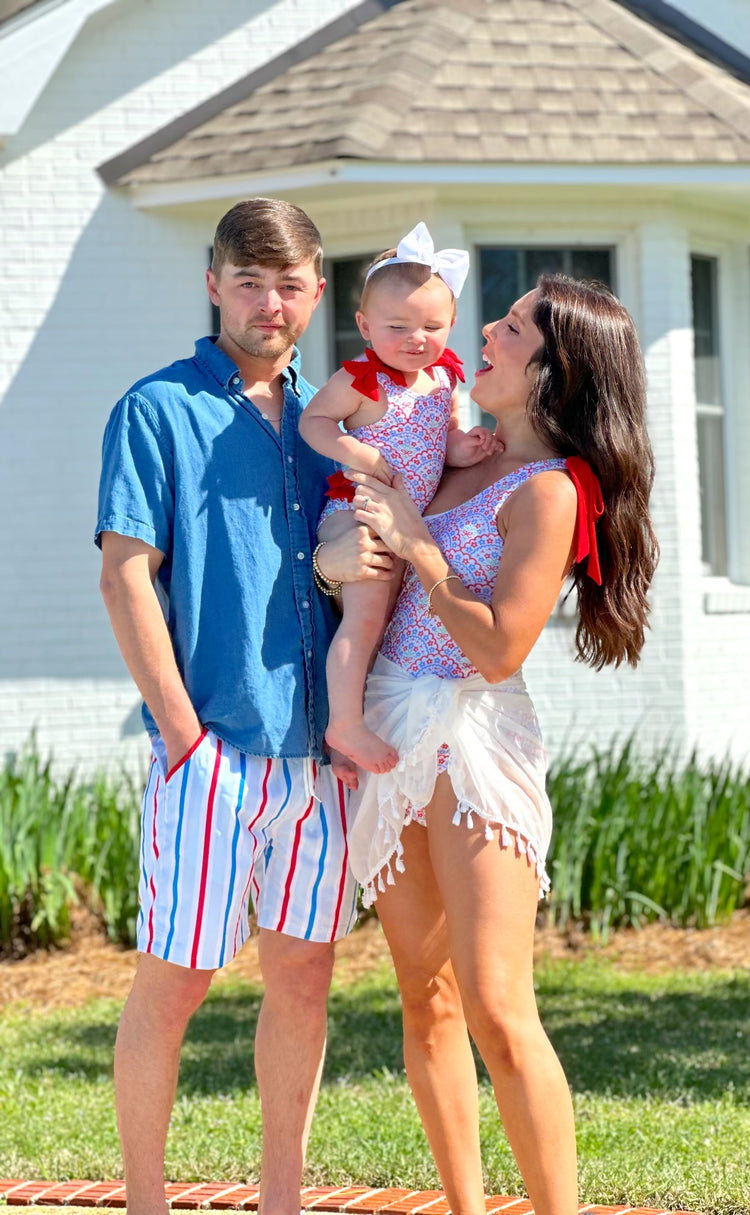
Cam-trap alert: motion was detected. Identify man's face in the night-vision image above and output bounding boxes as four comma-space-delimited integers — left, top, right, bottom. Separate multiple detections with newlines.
206, 260, 325, 362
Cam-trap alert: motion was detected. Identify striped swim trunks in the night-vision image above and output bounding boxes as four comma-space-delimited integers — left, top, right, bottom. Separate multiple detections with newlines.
137, 728, 358, 970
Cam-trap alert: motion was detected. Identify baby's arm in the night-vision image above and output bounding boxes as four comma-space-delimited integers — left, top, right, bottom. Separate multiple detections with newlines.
445, 384, 499, 467
299, 368, 393, 483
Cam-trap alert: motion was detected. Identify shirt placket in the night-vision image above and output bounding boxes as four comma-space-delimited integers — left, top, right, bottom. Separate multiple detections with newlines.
281, 383, 319, 754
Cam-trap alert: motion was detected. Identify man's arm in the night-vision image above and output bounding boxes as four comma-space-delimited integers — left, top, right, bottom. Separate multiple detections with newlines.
99, 532, 203, 773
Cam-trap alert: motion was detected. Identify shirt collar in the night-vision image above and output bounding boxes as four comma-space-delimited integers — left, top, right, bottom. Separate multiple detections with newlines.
194, 336, 302, 396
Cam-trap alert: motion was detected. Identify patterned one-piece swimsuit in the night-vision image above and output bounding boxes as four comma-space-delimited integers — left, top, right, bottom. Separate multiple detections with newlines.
320, 363, 454, 523
379, 457, 567, 818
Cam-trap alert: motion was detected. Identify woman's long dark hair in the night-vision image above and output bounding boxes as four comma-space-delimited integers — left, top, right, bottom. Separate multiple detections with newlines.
528, 274, 659, 668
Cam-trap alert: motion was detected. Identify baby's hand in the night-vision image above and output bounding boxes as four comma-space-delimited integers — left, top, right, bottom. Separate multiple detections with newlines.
446, 426, 502, 468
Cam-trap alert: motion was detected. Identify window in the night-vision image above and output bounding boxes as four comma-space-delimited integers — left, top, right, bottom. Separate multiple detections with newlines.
208, 247, 220, 336
476, 245, 615, 427
479, 246, 614, 329
691, 254, 727, 576
326, 254, 377, 370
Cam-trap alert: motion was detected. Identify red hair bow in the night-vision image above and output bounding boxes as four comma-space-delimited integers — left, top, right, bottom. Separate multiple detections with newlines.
565, 456, 604, 585
325, 469, 355, 502
341, 347, 464, 402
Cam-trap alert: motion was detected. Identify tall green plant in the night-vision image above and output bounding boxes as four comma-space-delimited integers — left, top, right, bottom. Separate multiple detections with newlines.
0, 739, 141, 955
547, 740, 750, 936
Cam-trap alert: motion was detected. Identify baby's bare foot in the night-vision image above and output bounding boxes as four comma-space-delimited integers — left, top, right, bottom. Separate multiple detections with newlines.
328, 746, 360, 790
326, 720, 398, 774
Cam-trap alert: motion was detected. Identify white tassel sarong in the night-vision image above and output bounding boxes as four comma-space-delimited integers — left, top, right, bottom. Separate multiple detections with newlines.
348, 655, 553, 905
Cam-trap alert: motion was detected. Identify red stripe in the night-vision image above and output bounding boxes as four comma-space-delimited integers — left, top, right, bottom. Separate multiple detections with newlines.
329, 777, 349, 941
234, 758, 273, 953
145, 773, 161, 953
166, 727, 208, 783
190, 739, 223, 968
276, 788, 315, 933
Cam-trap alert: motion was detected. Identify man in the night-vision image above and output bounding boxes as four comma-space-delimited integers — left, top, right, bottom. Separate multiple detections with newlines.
96, 198, 389, 1215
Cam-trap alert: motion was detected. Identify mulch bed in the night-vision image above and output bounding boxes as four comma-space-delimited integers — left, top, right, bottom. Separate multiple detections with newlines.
0, 905, 748, 1011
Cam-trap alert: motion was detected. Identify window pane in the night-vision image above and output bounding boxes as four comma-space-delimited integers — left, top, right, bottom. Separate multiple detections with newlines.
691, 255, 721, 406
697, 413, 728, 575
479, 248, 518, 327
329, 255, 374, 368
523, 248, 565, 290
477, 245, 613, 428
569, 248, 613, 285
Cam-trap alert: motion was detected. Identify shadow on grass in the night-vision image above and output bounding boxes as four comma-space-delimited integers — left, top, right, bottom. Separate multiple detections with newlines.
17, 970, 750, 1103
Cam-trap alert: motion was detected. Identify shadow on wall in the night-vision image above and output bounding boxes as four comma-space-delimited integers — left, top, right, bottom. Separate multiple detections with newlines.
0, 190, 221, 679
0, 0, 276, 166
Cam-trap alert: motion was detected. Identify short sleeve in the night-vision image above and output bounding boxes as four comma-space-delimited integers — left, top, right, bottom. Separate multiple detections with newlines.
95, 392, 174, 554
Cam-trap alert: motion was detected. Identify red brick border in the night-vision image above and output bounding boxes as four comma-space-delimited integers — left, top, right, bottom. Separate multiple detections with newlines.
0, 1181, 703, 1214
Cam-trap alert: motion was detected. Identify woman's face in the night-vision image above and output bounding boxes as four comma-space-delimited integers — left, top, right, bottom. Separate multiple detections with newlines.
470, 288, 544, 421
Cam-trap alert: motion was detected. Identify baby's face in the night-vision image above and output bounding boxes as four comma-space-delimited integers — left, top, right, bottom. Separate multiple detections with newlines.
356, 275, 455, 373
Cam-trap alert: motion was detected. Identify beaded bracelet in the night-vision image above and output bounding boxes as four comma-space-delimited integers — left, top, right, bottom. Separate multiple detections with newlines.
426, 573, 460, 615
312, 542, 343, 596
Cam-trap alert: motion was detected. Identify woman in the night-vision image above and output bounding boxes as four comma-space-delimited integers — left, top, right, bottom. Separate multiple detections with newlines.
345, 275, 658, 1215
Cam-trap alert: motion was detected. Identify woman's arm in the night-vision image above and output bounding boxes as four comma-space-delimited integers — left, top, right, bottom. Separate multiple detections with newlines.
350, 470, 577, 682
299, 368, 393, 482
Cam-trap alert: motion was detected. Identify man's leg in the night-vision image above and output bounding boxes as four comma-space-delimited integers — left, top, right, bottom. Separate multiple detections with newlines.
255, 929, 335, 1215
114, 953, 214, 1215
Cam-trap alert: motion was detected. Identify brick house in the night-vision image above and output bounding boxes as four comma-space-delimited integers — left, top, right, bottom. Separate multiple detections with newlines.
1, 0, 749, 775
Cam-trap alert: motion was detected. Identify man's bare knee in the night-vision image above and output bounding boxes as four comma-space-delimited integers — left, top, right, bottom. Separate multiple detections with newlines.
126, 954, 214, 1032
258, 931, 335, 1006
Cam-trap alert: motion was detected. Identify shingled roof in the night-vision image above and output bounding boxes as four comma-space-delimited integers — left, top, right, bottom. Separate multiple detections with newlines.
112, 0, 750, 188
0, 0, 46, 24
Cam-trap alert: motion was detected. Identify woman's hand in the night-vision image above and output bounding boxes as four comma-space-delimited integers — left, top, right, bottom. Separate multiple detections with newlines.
317, 524, 395, 583
348, 472, 432, 561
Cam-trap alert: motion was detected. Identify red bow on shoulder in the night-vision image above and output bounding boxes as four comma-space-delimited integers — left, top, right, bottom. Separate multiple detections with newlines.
325, 469, 355, 502
341, 347, 464, 401
565, 456, 604, 585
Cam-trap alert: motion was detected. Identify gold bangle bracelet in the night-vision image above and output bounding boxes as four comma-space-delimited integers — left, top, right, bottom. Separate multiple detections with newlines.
426, 573, 461, 615
312, 542, 343, 597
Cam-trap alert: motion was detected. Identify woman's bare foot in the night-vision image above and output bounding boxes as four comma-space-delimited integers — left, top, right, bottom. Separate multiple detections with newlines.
326, 719, 399, 774
328, 747, 360, 790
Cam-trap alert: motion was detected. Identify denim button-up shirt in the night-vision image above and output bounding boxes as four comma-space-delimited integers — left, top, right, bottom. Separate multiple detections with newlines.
96, 336, 338, 759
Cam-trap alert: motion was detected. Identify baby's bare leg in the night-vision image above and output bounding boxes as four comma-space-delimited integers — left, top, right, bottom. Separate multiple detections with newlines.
319, 512, 402, 774
325, 576, 400, 773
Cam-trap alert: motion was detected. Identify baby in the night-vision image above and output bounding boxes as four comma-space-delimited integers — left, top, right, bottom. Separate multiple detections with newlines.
299, 222, 496, 777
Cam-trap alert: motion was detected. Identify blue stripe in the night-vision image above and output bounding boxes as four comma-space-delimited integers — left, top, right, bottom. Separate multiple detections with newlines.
304, 800, 328, 940
137, 763, 154, 933
164, 758, 191, 960
264, 759, 292, 830
219, 753, 245, 968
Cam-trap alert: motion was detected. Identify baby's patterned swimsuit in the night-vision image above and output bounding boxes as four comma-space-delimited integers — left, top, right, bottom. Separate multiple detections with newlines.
319, 361, 455, 524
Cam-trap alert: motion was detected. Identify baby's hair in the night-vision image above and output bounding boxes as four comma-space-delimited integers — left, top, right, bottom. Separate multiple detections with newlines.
360, 249, 456, 316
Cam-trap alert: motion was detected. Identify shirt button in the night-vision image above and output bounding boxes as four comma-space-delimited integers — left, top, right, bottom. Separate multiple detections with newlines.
302, 600, 310, 609
287, 456, 294, 464
297, 551, 305, 560
231, 375, 241, 386
307, 649, 313, 658
292, 503, 300, 511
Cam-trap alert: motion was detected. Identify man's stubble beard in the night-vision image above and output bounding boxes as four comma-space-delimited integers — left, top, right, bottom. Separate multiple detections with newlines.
231, 320, 299, 361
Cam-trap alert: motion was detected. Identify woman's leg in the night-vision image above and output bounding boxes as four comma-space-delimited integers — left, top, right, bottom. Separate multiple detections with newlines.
375, 820, 486, 1215
425, 776, 578, 1215
319, 513, 401, 773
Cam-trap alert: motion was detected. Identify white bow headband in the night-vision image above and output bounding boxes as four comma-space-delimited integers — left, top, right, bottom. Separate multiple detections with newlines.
364, 221, 470, 299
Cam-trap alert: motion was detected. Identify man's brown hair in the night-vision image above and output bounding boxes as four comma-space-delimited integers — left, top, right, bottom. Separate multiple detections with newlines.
211, 198, 323, 277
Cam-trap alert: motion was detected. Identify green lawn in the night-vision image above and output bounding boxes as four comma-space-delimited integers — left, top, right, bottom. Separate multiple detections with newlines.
0, 951, 748, 1215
